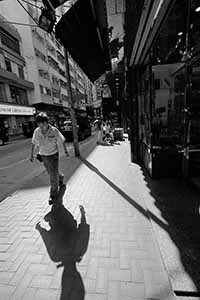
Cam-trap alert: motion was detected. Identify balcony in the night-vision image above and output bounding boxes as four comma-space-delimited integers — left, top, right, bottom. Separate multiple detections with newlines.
0, 68, 34, 90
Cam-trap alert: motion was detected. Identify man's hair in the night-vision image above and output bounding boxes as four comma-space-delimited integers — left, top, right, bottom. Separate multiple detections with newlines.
35, 112, 49, 123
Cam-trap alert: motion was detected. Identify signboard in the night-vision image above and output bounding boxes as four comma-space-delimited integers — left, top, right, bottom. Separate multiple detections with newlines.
0, 104, 36, 116
102, 85, 111, 98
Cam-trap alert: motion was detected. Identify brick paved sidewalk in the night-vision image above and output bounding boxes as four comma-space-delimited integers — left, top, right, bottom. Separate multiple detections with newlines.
0, 137, 176, 300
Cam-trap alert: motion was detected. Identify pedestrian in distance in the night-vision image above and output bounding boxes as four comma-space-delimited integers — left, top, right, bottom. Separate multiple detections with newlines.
30, 112, 69, 205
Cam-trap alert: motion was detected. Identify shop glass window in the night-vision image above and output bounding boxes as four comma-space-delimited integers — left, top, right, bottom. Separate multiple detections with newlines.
5, 59, 12, 72
146, 0, 188, 148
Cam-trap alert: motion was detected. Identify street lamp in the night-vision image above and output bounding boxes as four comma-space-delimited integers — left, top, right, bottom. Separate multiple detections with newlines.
38, 7, 56, 33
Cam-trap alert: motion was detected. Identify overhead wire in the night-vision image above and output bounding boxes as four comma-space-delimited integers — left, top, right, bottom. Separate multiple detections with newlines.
16, 0, 38, 25
0, 20, 38, 26
0, 0, 74, 28
20, 0, 42, 10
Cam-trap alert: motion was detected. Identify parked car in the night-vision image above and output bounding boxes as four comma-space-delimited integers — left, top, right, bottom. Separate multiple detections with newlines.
22, 121, 36, 138
59, 117, 91, 141
0, 126, 9, 145
77, 115, 92, 140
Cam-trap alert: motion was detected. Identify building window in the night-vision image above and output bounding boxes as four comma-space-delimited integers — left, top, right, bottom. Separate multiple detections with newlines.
47, 42, 56, 57
35, 48, 47, 63
32, 28, 44, 44
52, 89, 60, 99
50, 33, 55, 43
61, 94, 68, 102
56, 40, 62, 50
60, 79, 67, 89
40, 85, 51, 96
0, 83, 7, 102
1, 30, 20, 55
18, 65, 24, 79
48, 56, 59, 72
52, 75, 60, 86
5, 59, 12, 72
38, 69, 49, 80
59, 67, 65, 77
57, 51, 65, 65
9, 85, 28, 105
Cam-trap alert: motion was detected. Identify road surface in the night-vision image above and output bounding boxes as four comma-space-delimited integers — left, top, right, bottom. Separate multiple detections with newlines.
0, 134, 97, 202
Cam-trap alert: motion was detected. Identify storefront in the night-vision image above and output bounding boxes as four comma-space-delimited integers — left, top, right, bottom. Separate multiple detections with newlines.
0, 103, 36, 138
126, 0, 200, 178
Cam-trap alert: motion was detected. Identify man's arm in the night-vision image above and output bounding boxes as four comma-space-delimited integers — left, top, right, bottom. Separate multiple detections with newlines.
30, 143, 35, 162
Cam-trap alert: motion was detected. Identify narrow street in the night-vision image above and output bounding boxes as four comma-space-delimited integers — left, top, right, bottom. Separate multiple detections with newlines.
0, 134, 97, 202
0, 0, 200, 299
0, 137, 177, 300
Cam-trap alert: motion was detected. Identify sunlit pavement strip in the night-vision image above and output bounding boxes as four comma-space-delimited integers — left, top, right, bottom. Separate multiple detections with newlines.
0, 138, 176, 300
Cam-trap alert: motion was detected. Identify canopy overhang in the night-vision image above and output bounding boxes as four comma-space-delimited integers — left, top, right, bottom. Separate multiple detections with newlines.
55, 0, 111, 82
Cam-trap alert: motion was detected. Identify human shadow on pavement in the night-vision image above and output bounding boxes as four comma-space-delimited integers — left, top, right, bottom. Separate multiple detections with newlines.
36, 184, 90, 300
142, 169, 200, 294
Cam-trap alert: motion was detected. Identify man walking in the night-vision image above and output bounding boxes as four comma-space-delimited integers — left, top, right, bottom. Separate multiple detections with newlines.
30, 112, 69, 205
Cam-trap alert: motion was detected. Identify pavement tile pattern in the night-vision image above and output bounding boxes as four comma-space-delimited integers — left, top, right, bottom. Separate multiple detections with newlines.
0, 138, 176, 300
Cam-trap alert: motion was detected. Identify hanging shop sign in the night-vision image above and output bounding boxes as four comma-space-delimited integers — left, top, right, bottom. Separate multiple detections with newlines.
0, 104, 36, 116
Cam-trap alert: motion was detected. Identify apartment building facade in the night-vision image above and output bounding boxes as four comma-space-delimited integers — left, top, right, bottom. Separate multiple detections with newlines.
0, 0, 95, 127
68, 57, 87, 111
0, 15, 35, 137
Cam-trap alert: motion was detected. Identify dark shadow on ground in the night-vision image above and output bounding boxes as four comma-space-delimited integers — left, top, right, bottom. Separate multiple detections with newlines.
142, 168, 200, 293
80, 157, 178, 298
80, 156, 200, 294
36, 185, 90, 300
80, 157, 168, 232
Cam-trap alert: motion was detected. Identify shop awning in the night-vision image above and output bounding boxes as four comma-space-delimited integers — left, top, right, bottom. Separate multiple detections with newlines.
55, 0, 111, 82
129, 0, 176, 66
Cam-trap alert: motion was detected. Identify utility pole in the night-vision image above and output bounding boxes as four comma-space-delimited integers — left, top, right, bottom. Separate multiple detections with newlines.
64, 48, 80, 157
182, 0, 191, 178
38, 0, 80, 156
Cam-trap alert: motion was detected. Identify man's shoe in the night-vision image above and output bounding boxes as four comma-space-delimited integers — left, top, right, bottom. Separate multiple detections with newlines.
49, 196, 56, 205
